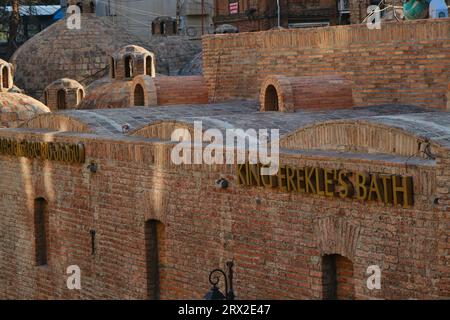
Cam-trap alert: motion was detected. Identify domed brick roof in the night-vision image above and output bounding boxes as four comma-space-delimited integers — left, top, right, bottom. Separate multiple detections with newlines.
77, 76, 133, 109
114, 45, 152, 57
0, 93, 50, 128
11, 15, 201, 99
45, 78, 84, 90
10, 15, 137, 99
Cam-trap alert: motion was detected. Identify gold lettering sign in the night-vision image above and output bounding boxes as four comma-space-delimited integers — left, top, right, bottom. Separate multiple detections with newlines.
0, 138, 85, 164
237, 163, 414, 208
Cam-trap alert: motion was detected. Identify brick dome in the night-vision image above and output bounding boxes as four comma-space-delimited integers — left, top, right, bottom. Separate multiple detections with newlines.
44, 78, 85, 111
11, 15, 201, 99
78, 76, 133, 109
10, 15, 146, 99
0, 93, 50, 128
46, 78, 84, 90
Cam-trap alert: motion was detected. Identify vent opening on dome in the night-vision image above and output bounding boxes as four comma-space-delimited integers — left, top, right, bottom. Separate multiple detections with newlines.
77, 89, 84, 104
2, 66, 9, 89
57, 89, 67, 109
110, 57, 116, 79
134, 84, 145, 106
264, 85, 279, 111
125, 55, 134, 78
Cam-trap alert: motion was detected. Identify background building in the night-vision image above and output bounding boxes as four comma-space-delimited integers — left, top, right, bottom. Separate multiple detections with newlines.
213, 0, 349, 32
1, 18, 450, 300
60, 0, 215, 40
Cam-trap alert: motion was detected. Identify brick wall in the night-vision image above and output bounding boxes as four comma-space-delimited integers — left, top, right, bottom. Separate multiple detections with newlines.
0, 128, 447, 299
350, 0, 370, 24
130, 76, 209, 107
259, 75, 354, 111
203, 19, 450, 109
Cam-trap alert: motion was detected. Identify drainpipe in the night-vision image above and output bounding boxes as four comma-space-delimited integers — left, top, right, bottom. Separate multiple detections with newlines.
201, 0, 205, 35
277, 0, 281, 27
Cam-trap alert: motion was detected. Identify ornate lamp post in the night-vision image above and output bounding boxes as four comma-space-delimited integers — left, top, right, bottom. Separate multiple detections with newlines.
204, 261, 235, 300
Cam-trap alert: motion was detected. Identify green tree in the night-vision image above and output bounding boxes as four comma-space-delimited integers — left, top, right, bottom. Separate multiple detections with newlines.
0, 0, 59, 55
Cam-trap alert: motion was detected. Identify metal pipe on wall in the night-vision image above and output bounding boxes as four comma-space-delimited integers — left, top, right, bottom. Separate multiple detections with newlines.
277, 0, 280, 27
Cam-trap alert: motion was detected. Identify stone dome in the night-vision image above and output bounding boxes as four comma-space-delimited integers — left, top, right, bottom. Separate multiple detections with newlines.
142, 36, 201, 75
11, 15, 201, 99
179, 52, 203, 76
43, 78, 85, 111
115, 45, 152, 57
10, 15, 148, 99
0, 93, 50, 128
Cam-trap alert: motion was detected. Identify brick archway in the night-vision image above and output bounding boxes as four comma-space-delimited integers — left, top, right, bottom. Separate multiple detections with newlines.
134, 84, 145, 106
315, 217, 360, 300
315, 216, 361, 260
322, 254, 355, 300
259, 75, 295, 112
259, 75, 353, 112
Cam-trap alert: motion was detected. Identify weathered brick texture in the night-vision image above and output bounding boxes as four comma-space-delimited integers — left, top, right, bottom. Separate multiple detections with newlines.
0, 126, 447, 299
203, 19, 450, 109
130, 76, 209, 107
259, 75, 353, 112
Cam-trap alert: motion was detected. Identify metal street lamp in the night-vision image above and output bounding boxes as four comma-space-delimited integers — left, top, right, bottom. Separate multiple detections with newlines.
204, 261, 235, 300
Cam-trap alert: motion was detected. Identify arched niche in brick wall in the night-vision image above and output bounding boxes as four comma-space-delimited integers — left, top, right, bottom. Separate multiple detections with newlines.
129, 120, 195, 140
21, 113, 94, 133
134, 84, 145, 106
314, 216, 361, 260
322, 254, 355, 300
259, 75, 353, 112
130, 75, 207, 107
280, 119, 440, 159
2, 65, 9, 89
68, 0, 95, 13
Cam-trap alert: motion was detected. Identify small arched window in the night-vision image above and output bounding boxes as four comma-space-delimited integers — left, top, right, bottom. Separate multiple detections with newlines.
124, 55, 133, 78
264, 85, 279, 111
145, 56, 153, 76
2, 66, 9, 89
110, 57, 116, 78
34, 198, 49, 266
134, 84, 145, 106
57, 89, 67, 109
77, 89, 84, 104
160, 22, 166, 35
145, 219, 165, 300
